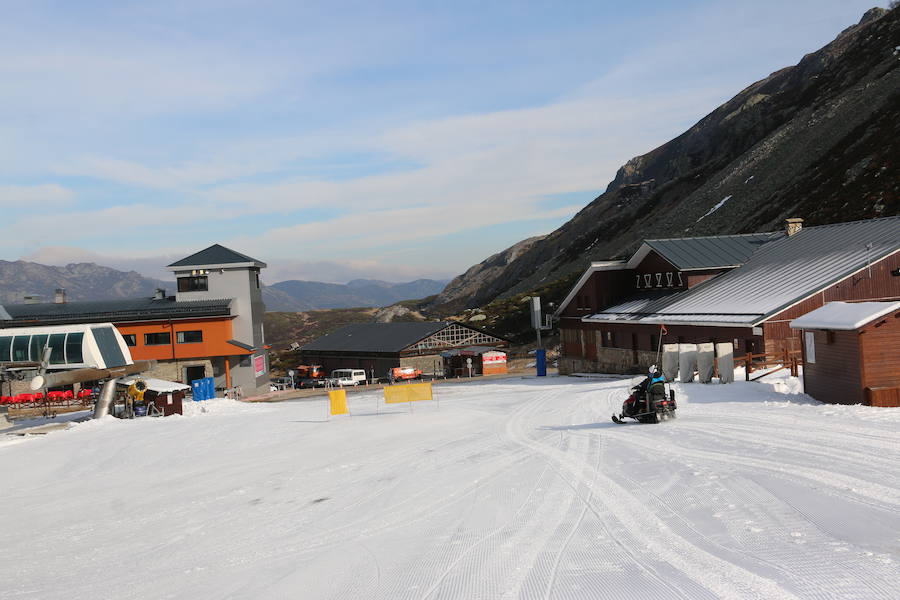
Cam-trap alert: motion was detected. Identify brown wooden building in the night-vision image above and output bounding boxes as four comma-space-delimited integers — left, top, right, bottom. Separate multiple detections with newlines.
791, 301, 900, 406
555, 217, 900, 375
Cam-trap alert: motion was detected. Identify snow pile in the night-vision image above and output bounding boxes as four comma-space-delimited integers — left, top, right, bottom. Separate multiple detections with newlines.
697, 195, 732, 221
180, 397, 275, 417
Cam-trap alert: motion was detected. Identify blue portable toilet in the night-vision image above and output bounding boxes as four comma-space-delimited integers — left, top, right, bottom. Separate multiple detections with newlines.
191, 378, 212, 401
203, 377, 215, 400
535, 349, 547, 377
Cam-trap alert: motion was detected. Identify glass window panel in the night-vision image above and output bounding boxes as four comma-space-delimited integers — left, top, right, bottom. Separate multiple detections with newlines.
65, 332, 84, 364
0, 336, 11, 362
176, 330, 203, 344
48, 334, 66, 364
12, 336, 30, 362
144, 332, 171, 346
30, 334, 49, 363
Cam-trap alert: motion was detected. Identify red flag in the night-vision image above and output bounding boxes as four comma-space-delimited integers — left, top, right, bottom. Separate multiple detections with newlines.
660, 324, 668, 336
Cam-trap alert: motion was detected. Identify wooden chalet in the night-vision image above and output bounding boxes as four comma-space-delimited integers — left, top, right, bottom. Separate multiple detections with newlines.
555, 217, 900, 375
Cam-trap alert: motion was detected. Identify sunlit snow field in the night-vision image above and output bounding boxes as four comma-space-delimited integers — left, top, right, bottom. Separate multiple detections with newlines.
2, 374, 899, 599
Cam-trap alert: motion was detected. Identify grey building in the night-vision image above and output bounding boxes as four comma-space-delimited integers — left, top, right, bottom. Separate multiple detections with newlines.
167, 245, 269, 394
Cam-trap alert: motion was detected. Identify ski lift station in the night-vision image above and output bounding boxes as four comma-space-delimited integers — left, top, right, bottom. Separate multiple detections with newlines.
0, 244, 270, 397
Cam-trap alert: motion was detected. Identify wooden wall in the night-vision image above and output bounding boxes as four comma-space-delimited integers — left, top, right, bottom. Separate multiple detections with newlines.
860, 310, 900, 392
802, 329, 863, 405
765, 249, 900, 353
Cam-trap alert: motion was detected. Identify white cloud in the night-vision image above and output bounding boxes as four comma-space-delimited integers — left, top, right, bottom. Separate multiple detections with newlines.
0, 184, 75, 207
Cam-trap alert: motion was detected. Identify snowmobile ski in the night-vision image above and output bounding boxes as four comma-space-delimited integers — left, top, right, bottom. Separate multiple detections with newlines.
611, 415, 625, 424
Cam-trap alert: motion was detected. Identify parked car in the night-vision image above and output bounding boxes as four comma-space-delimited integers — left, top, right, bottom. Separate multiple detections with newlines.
329, 369, 367, 386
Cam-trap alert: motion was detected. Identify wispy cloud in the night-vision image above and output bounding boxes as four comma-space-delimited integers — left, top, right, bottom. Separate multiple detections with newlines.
0, 184, 75, 207
1, 0, 886, 283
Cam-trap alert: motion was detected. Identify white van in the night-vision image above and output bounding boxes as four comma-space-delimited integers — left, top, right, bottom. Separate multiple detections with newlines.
329, 369, 367, 386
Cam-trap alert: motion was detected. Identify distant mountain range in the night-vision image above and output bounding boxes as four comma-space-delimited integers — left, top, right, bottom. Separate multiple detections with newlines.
0, 260, 172, 305
261, 278, 448, 311
0, 259, 446, 312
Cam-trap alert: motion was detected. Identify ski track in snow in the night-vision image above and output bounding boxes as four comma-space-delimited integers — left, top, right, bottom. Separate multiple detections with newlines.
1, 376, 899, 599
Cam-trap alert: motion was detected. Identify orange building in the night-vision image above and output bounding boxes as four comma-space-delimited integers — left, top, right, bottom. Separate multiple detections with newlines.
1, 245, 271, 395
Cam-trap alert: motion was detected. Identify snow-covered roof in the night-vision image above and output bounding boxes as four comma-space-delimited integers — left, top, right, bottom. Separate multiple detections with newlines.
119, 377, 191, 393
789, 301, 900, 331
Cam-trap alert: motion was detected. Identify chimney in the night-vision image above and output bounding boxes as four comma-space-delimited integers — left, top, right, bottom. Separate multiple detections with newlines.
785, 217, 804, 236
153, 288, 166, 300
23, 295, 41, 304
54, 288, 67, 304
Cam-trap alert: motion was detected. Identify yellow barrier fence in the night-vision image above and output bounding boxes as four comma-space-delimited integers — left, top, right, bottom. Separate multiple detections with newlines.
329, 389, 349, 415
384, 382, 433, 404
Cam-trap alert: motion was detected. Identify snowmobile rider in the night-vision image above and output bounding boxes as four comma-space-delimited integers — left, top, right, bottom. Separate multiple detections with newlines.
627, 365, 667, 415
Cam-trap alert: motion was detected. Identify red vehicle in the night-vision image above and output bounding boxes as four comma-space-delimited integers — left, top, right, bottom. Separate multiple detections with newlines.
296, 365, 325, 379
390, 366, 422, 381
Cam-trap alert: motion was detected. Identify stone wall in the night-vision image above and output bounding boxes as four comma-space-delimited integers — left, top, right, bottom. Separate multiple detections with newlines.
145, 359, 214, 384
558, 347, 658, 375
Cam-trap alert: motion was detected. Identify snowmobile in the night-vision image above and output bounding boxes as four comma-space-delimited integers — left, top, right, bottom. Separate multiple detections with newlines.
612, 368, 677, 424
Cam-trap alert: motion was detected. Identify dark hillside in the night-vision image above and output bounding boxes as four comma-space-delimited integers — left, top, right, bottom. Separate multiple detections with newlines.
432, 7, 899, 310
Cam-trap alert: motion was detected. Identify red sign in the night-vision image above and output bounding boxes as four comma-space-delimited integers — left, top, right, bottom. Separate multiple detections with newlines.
254, 355, 266, 377
482, 352, 507, 364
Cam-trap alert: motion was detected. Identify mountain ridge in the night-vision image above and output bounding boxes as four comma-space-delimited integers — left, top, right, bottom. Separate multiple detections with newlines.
430, 7, 899, 311
0, 259, 447, 312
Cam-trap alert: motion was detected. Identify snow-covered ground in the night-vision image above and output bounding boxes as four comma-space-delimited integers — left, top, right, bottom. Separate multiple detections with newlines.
1, 374, 899, 599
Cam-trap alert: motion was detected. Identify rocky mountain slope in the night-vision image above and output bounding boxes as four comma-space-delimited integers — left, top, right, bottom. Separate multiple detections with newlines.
0, 260, 172, 305
433, 7, 900, 310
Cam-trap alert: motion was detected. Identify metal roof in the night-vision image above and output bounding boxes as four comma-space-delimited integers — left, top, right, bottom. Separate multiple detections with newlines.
300, 322, 456, 353
168, 244, 266, 269
2, 297, 233, 326
631, 232, 782, 270
0, 304, 10, 320
586, 217, 900, 327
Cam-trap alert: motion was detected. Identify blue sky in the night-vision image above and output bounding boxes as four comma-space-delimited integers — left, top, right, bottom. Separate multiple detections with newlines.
0, 0, 888, 283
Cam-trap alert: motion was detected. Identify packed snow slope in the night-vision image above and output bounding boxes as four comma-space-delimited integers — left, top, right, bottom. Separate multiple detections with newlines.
1, 375, 899, 599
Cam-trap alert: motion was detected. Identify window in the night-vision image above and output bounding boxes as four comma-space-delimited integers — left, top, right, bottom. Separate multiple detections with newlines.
177, 330, 203, 344
12, 336, 30, 362
0, 336, 11, 362
30, 334, 49, 362
254, 270, 260, 289
48, 334, 66, 364
65, 332, 84, 364
177, 276, 208, 292
122, 334, 137, 347
804, 331, 816, 363
145, 332, 172, 346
